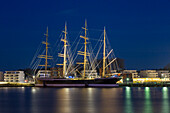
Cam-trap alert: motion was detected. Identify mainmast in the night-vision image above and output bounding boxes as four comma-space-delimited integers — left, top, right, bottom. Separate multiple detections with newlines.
45, 27, 48, 72
102, 27, 106, 78
63, 23, 67, 77
39, 27, 52, 77
78, 20, 89, 79
57, 23, 68, 77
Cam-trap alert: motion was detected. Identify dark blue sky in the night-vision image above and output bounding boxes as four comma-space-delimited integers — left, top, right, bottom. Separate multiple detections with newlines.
0, 0, 170, 71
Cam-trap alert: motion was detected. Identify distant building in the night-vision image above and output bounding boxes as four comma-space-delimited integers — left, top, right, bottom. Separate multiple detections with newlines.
115, 58, 125, 70
157, 70, 170, 78
164, 63, 170, 69
4, 71, 25, 83
122, 70, 138, 78
0, 71, 4, 81
109, 70, 121, 76
81, 70, 98, 79
109, 58, 125, 70
122, 73, 133, 83
139, 70, 158, 78
36, 70, 51, 78
97, 58, 125, 70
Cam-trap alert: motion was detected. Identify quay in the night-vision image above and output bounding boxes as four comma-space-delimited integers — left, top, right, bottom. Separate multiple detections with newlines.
119, 82, 170, 87
0, 82, 34, 87
1, 82, 170, 87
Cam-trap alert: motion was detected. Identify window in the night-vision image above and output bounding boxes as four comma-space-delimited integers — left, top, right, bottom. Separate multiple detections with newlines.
15, 77, 19, 79
14, 75, 19, 77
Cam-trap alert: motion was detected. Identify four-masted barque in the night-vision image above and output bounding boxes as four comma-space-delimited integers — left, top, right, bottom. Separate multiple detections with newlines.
35, 21, 121, 87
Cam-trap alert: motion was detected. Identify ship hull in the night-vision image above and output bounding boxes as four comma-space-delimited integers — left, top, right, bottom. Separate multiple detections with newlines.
35, 77, 121, 87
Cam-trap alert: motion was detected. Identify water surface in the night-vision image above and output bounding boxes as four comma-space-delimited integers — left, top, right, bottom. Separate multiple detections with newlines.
0, 87, 169, 113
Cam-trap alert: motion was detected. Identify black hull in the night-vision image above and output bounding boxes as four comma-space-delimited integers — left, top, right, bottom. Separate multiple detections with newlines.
35, 77, 121, 87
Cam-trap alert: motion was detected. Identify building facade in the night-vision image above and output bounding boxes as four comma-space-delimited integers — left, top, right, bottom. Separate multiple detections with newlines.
4, 71, 25, 83
81, 70, 98, 79
0, 71, 4, 81
139, 70, 158, 78
122, 70, 138, 78
36, 70, 51, 78
157, 70, 170, 78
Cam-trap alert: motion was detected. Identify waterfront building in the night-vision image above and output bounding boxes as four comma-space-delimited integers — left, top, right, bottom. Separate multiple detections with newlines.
36, 70, 51, 78
4, 71, 25, 83
110, 70, 121, 76
157, 70, 170, 79
0, 71, 4, 81
132, 78, 170, 83
122, 73, 133, 83
122, 70, 138, 78
139, 70, 158, 78
81, 70, 98, 79
122, 70, 139, 83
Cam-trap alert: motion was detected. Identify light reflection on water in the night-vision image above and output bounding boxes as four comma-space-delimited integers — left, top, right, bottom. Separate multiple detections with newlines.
162, 87, 169, 113
144, 87, 152, 113
0, 87, 170, 113
57, 88, 72, 113
124, 87, 133, 113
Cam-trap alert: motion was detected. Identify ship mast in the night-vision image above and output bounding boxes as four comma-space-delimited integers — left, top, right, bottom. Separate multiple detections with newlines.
78, 20, 88, 79
63, 22, 67, 77
39, 27, 52, 77
45, 27, 48, 73
57, 23, 68, 77
102, 27, 106, 78
83, 21, 87, 79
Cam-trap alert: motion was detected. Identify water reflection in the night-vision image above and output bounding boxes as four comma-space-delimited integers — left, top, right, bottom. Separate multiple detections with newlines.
0, 87, 170, 113
87, 88, 95, 112
145, 87, 150, 99
56, 88, 72, 113
144, 87, 152, 113
162, 87, 169, 113
125, 87, 133, 113
31, 87, 36, 93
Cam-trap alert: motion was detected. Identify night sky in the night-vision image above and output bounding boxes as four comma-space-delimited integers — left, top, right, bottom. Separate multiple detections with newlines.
0, 0, 170, 71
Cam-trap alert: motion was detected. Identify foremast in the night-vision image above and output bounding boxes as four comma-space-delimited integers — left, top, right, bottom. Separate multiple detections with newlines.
38, 27, 52, 77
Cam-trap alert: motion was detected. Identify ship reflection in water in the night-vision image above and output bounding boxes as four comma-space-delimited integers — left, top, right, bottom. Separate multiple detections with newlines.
0, 87, 169, 113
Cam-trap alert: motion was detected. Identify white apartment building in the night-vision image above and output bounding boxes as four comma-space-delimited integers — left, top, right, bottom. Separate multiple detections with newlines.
4, 71, 25, 83
139, 70, 158, 78
123, 70, 138, 78
157, 70, 170, 78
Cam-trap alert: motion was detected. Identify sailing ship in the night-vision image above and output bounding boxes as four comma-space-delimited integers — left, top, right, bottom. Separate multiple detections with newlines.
34, 21, 121, 87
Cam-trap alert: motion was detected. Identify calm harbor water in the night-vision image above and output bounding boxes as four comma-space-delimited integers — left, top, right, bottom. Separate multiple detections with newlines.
0, 87, 169, 113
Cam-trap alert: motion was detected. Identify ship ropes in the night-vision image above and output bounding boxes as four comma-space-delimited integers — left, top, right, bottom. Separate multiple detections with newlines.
29, 21, 119, 80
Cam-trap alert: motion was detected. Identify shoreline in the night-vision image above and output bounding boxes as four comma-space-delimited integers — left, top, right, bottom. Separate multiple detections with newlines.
0, 82, 170, 87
